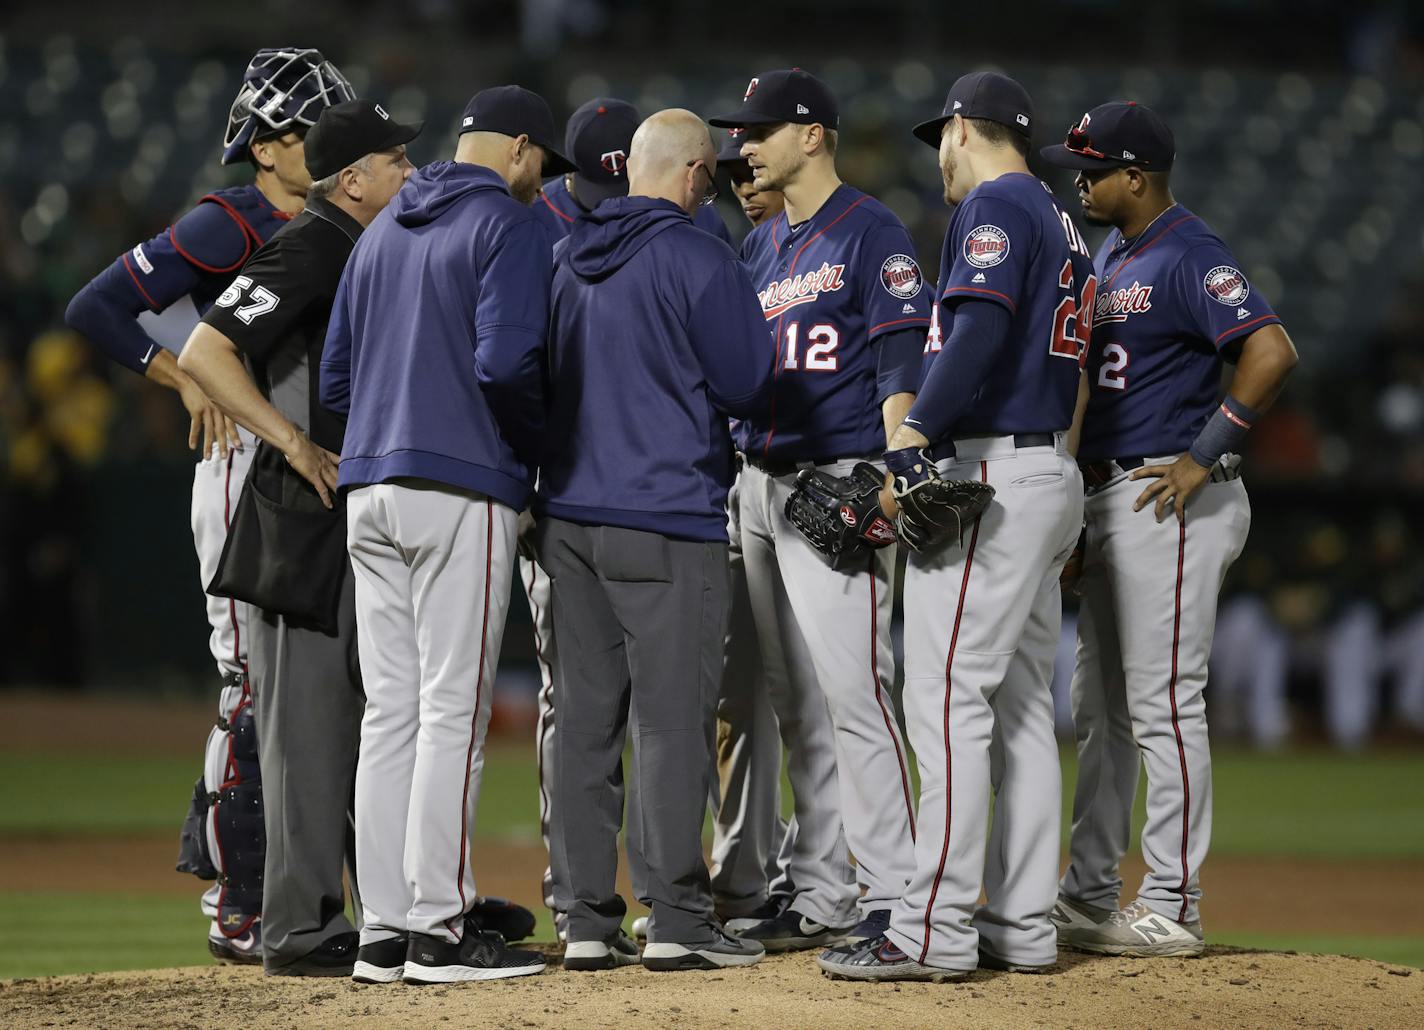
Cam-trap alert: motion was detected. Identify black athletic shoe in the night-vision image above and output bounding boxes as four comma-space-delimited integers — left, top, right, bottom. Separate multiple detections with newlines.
734, 906, 853, 952
266, 931, 359, 977
563, 931, 640, 971
846, 909, 892, 945
352, 934, 409, 983
642, 931, 765, 971
466, 896, 538, 942
721, 894, 791, 935
403, 929, 546, 984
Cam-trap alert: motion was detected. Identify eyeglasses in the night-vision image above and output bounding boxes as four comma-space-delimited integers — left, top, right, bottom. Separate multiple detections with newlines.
687, 159, 719, 207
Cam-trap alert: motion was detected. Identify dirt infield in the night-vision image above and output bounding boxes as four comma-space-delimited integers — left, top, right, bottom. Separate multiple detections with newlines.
2, 945, 1419, 1030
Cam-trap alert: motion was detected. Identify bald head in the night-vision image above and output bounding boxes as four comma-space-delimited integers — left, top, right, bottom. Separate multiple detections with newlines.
627, 108, 716, 215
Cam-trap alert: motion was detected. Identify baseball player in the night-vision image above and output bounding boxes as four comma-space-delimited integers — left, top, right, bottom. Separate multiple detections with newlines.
525, 95, 735, 940
321, 85, 570, 985
1040, 102, 1297, 955
820, 71, 1094, 982
707, 68, 930, 950
63, 47, 354, 965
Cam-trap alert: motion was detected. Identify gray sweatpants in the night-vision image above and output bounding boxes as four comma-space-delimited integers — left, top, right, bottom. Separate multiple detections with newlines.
247, 568, 364, 968
539, 518, 729, 946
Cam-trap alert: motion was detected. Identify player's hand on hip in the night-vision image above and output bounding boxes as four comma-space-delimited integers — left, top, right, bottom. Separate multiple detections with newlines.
1130, 453, 1212, 523
284, 433, 341, 509
178, 379, 229, 461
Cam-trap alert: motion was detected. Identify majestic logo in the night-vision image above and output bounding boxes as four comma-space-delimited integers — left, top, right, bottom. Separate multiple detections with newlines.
758, 262, 847, 318
1236, 306, 1251, 320
880, 254, 923, 299
963, 225, 1009, 268
839, 505, 858, 527
744, 77, 759, 101
600, 149, 627, 175
1203, 265, 1249, 306
131, 244, 154, 275
374, 103, 389, 120
971, 271, 986, 283
1094, 280, 1155, 324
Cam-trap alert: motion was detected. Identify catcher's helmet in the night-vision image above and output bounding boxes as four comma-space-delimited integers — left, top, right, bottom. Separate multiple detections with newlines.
222, 47, 355, 165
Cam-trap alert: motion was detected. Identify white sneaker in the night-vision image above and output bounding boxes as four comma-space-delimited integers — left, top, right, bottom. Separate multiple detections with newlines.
1049, 894, 1114, 948
1069, 900, 1205, 958
564, 931, 640, 971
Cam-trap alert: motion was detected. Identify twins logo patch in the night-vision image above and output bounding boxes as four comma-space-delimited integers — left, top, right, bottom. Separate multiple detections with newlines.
744, 77, 759, 101
600, 149, 627, 175
1203, 265, 1249, 306
880, 254, 923, 299
964, 225, 1009, 268
839, 505, 858, 527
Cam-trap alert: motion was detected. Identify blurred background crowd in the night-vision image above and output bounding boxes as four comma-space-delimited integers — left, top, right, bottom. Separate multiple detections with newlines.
2, 0, 1423, 750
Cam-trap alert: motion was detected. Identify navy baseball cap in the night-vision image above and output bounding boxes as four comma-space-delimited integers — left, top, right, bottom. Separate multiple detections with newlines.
565, 98, 640, 206
304, 99, 422, 180
912, 71, 1034, 148
1040, 101, 1176, 170
717, 127, 748, 165
708, 69, 839, 130
459, 85, 577, 176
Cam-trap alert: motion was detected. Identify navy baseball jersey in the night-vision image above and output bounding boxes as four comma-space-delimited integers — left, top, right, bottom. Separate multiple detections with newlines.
736, 184, 932, 462
1078, 204, 1281, 462
920, 172, 1096, 440
533, 174, 734, 247
66, 185, 293, 374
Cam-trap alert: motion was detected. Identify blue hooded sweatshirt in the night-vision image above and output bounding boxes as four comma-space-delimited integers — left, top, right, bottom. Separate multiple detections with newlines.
537, 197, 773, 541
320, 161, 550, 510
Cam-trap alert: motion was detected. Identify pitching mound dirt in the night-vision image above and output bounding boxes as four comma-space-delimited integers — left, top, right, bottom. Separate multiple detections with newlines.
2, 945, 1418, 1030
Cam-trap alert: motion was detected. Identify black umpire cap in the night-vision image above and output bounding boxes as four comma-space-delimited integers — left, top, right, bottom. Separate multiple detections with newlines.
459, 85, 577, 176
912, 71, 1033, 147
305, 99, 422, 180
565, 98, 640, 207
1040, 101, 1176, 170
708, 69, 839, 131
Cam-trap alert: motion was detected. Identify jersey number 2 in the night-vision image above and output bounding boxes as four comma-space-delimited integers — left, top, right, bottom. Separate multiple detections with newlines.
214, 274, 280, 325
782, 322, 839, 371
1049, 261, 1097, 363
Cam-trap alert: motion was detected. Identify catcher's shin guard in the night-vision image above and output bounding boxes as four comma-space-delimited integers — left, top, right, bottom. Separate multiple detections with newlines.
199, 670, 265, 934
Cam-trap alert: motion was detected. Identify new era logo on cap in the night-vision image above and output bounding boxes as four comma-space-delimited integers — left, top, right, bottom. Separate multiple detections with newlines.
462, 116, 473, 127
797, 104, 809, 114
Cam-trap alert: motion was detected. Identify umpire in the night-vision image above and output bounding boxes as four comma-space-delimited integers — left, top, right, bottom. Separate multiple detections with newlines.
178, 98, 419, 975
537, 109, 773, 973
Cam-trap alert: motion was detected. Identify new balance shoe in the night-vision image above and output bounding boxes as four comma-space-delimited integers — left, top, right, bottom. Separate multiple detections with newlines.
352, 934, 408, 984
267, 931, 359, 977
817, 935, 970, 983
1049, 893, 1114, 948
208, 919, 263, 966
642, 931, 765, 971
1068, 900, 1205, 958
403, 929, 546, 984
733, 906, 852, 952
466, 896, 537, 943
721, 895, 790, 936
564, 931, 640, 971
846, 909, 891, 946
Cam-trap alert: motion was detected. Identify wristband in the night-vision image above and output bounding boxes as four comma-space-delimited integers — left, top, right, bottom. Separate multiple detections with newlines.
1188, 395, 1258, 468
884, 446, 935, 487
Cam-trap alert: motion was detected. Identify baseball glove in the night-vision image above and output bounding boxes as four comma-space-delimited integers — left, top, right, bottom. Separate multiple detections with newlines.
886, 447, 995, 553
784, 461, 898, 570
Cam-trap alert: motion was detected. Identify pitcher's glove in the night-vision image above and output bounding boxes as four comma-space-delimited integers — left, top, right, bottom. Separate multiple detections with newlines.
884, 447, 995, 553
784, 461, 898, 570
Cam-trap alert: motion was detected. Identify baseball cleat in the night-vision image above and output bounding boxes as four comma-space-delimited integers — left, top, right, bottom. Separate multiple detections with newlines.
631, 916, 650, 941
817, 935, 970, 983
642, 931, 765, 971
208, 919, 263, 965
1050, 893, 1114, 948
402, 930, 546, 984
977, 946, 1055, 974
846, 908, 892, 946
466, 896, 537, 943
1067, 900, 1205, 958
721, 895, 790, 936
733, 906, 852, 952
352, 934, 409, 983
564, 931, 640, 971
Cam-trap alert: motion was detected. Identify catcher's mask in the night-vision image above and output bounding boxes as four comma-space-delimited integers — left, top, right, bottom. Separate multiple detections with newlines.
222, 47, 355, 165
